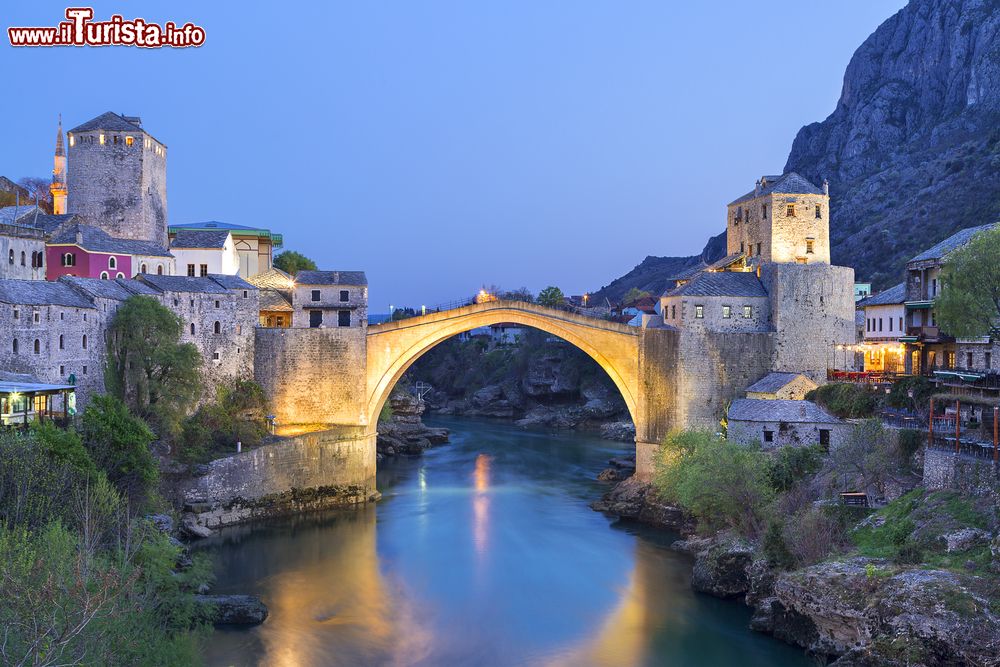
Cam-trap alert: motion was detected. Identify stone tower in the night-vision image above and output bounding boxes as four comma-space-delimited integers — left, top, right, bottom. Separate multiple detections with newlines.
50, 115, 67, 215
66, 112, 167, 247
726, 173, 830, 265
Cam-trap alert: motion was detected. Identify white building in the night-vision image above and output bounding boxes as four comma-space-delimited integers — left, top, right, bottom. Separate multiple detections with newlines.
169, 230, 240, 277
859, 282, 906, 373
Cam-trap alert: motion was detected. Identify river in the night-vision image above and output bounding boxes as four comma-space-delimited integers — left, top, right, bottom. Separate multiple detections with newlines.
198, 417, 812, 666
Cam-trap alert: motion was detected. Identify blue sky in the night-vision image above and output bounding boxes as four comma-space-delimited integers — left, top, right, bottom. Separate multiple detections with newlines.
2, 1, 906, 309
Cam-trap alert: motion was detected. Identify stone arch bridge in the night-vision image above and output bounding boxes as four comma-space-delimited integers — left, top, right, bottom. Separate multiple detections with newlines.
254, 300, 775, 484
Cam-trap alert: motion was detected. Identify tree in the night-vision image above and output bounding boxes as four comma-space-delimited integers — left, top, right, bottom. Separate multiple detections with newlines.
81, 396, 158, 507
499, 287, 534, 303
537, 286, 565, 309
823, 419, 906, 499
18, 176, 53, 212
935, 226, 1000, 338
273, 250, 317, 276
105, 296, 202, 434
391, 306, 417, 321
622, 287, 651, 305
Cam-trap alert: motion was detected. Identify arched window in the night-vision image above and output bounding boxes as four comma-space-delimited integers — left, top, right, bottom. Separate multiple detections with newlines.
33, 339, 40, 354
116, 272, 124, 279
141, 263, 147, 273
190, 323, 195, 335
156, 264, 163, 275
59, 334, 64, 350
82, 335, 87, 350
20, 251, 25, 266
62, 253, 76, 267
100, 271, 109, 280
8, 249, 13, 264
108, 256, 117, 270
12, 339, 17, 353
213, 321, 221, 334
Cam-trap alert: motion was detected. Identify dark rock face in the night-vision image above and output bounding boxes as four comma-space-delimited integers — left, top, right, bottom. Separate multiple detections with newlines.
590, 477, 692, 531
785, 0, 1000, 288
196, 594, 269, 625
377, 393, 450, 460
687, 536, 754, 599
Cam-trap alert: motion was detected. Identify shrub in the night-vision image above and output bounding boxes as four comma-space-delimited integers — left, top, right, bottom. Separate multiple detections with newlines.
769, 445, 824, 492
81, 395, 158, 508
32, 420, 97, 477
886, 376, 935, 410
762, 520, 795, 570
805, 383, 878, 418
897, 429, 922, 463
178, 380, 271, 463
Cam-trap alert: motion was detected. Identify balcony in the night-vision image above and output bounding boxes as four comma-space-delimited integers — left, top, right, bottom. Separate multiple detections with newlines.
902, 325, 950, 343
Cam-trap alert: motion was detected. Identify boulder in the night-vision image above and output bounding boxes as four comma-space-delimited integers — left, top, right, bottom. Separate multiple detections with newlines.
689, 537, 754, 598
590, 477, 691, 531
180, 514, 214, 539
600, 421, 636, 442
939, 527, 991, 553
196, 594, 269, 625
147, 513, 174, 534
597, 468, 625, 482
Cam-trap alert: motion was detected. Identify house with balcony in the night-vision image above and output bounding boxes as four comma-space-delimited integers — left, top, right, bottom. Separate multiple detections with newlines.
859, 282, 906, 374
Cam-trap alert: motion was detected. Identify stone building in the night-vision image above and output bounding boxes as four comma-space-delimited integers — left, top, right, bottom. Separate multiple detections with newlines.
247, 267, 294, 327
727, 398, 846, 450
66, 112, 168, 247
0, 221, 47, 281
661, 270, 771, 333
168, 221, 282, 279
291, 270, 368, 329
744, 372, 817, 400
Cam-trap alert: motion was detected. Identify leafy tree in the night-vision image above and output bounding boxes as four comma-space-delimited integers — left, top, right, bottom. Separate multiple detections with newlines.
536, 286, 565, 309
273, 250, 317, 275
81, 395, 158, 507
105, 295, 202, 434
179, 380, 271, 463
655, 429, 774, 537
935, 226, 1000, 338
768, 445, 824, 492
499, 287, 534, 303
805, 382, 877, 418
32, 421, 97, 477
391, 306, 417, 321
823, 419, 906, 500
622, 287, 652, 304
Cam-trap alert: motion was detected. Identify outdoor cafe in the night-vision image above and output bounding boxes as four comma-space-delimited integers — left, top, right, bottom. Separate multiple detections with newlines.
0, 374, 76, 427
927, 397, 1000, 463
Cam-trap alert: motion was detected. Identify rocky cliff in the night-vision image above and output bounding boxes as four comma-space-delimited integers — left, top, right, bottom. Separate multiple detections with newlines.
786, 0, 1000, 288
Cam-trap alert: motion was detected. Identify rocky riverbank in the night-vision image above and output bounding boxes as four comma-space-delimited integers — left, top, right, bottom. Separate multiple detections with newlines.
594, 477, 1000, 665
376, 392, 450, 461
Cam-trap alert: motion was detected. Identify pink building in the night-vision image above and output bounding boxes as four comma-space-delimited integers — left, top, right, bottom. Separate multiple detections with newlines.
46, 222, 173, 281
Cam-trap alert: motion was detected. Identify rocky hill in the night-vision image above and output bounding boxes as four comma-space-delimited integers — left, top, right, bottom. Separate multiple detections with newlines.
786, 0, 1000, 288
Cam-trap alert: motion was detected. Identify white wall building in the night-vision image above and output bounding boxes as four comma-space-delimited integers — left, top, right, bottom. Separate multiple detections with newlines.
169, 230, 239, 277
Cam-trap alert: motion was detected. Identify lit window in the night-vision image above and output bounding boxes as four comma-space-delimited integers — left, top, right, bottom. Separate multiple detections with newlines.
126, 136, 134, 147
695, 305, 704, 319
69, 135, 75, 147
786, 204, 795, 217
743, 305, 752, 318
99, 134, 105, 145
722, 305, 731, 319
805, 239, 815, 254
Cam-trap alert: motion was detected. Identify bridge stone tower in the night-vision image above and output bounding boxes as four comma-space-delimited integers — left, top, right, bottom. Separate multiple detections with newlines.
50, 115, 67, 215
66, 112, 168, 247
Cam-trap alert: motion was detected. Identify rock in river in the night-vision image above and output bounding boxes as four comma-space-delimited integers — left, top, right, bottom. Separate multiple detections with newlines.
196, 594, 269, 625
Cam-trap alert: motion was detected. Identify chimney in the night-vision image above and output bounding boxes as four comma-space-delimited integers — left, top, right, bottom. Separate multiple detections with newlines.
823, 179, 829, 196
754, 179, 761, 196
75, 229, 83, 245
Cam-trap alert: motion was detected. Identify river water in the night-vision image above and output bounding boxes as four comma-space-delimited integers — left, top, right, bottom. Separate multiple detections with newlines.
199, 417, 812, 667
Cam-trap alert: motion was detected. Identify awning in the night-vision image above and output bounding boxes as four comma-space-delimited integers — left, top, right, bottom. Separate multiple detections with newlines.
933, 370, 986, 382
905, 301, 933, 310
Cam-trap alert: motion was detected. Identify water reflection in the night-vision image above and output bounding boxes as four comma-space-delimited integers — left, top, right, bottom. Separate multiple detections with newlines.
200, 418, 810, 667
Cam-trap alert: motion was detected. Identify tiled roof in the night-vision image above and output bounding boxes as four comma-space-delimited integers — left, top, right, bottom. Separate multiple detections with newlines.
664, 270, 767, 298
59, 276, 137, 301
908, 223, 999, 264
707, 254, 746, 271
0, 278, 95, 308
49, 222, 172, 257
170, 221, 272, 233
745, 372, 810, 394
295, 270, 367, 286
115, 277, 162, 296
138, 274, 229, 294
729, 172, 824, 205
259, 289, 292, 311
860, 282, 906, 307
728, 398, 841, 424
25, 213, 79, 235
0, 205, 41, 226
208, 273, 255, 290
170, 230, 230, 249
248, 267, 294, 290
68, 111, 142, 134
668, 262, 708, 284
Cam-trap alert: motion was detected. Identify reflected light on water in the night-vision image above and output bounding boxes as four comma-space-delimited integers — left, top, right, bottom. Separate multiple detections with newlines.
472, 453, 491, 556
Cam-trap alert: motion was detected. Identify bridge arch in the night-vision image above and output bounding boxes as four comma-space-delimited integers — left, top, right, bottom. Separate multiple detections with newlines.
365, 301, 642, 430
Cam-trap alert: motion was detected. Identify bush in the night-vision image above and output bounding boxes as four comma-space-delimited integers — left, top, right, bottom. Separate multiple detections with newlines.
81, 395, 158, 508
655, 430, 774, 537
886, 375, 936, 410
178, 380, 270, 463
806, 383, 878, 418
769, 445, 824, 492
762, 520, 796, 570
32, 420, 97, 476
897, 429, 922, 463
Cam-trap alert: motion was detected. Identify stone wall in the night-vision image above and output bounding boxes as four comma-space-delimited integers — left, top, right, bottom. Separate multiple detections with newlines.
660, 294, 770, 333
291, 284, 368, 329
179, 427, 377, 528
728, 419, 848, 450
0, 227, 46, 281
254, 326, 368, 427
67, 128, 167, 246
763, 263, 856, 381
727, 192, 830, 264
923, 447, 1000, 500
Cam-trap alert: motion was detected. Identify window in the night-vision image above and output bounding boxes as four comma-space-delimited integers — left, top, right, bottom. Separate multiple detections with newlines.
786, 204, 795, 217
62, 253, 75, 267
967, 352, 974, 369
13, 309, 18, 320
671, 304, 676, 319
141, 263, 147, 273
762, 203, 767, 218
189, 299, 194, 307
214, 300, 220, 309
213, 321, 221, 334
805, 238, 814, 254
309, 310, 323, 328
340, 290, 349, 302
743, 305, 752, 318
20, 251, 25, 266
113, 135, 119, 145
108, 256, 116, 269
82, 335, 87, 350
173, 298, 179, 307
722, 305, 731, 319
33, 339, 40, 354
819, 429, 831, 449
763, 430, 774, 443
59, 335, 64, 350
338, 310, 351, 327
243, 290, 248, 299
12, 339, 17, 353
889, 318, 893, 332
694, 305, 704, 319
200, 264, 208, 277
878, 318, 883, 332
157, 265, 163, 275
99, 133, 105, 145
815, 204, 823, 219
899, 317, 903, 331
932, 278, 937, 297
7, 249, 12, 265
190, 323, 195, 335
60, 366, 65, 376
987, 352, 992, 369
236, 325, 242, 335
99, 271, 108, 280
83, 366, 87, 375
311, 290, 321, 302
125, 136, 134, 147
946, 351, 955, 369
33, 312, 39, 323
740, 242, 745, 254
212, 352, 220, 360
187, 264, 196, 277
756, 242, 761, 256
116, 272, 124, 279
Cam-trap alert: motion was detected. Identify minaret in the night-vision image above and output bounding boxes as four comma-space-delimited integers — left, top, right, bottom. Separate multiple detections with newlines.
50, 114, 67, 215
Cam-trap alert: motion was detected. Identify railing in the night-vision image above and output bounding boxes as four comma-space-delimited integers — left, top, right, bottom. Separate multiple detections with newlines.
827, 370, 905, 384
928, 433, 1000, 463
907, 325, 940, 339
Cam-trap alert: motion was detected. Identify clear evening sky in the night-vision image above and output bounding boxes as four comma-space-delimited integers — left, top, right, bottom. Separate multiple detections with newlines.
3, 1, 905, 310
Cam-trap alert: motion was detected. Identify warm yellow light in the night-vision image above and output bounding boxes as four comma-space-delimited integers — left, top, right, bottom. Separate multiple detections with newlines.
99, 134, 105, 145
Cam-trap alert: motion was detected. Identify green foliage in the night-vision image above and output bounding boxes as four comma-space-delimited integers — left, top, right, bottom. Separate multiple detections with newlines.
805, 382, 878, 418
885, 375, 936, 410
536, 285, 566, 309
391, 306, 417, 321
825, 419, 905, 500
0, 431, 81, 530
935, 226, 1000, 338
762, 520, 796, 570
273, 249, 317, 275
655, 430, 774, 537
769, 445, 824, 492
178, 380, 271, 463
105, 295, 202, 435
622, 287, 652, 304
897, 429, 923, 463
32, 420, 97, 476
82, 395, 158, 506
